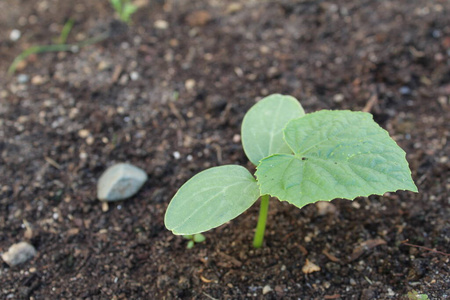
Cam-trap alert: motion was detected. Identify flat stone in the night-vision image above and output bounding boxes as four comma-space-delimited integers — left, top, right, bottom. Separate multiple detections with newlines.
2, 242, 36, 266
316, 201, 337, 216
97, 163, 147, 202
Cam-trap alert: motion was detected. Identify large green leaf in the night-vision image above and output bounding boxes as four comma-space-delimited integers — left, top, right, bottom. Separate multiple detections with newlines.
256, 110, 418, 208
241, 94, 305, 165
165, 165, 260, 235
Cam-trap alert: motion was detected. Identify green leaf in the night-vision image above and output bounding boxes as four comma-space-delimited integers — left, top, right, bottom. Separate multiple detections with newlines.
122, 3, 138, 21
193, 233, 206, 243
165, 165, 260, 235
110, 0, 122, 13
256, 110, 417, 208
186, 240, 194, 249
241, 94, 305, 165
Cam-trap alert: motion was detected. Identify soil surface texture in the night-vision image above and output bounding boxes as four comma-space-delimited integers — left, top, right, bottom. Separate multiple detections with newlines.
1, 0, 449, 299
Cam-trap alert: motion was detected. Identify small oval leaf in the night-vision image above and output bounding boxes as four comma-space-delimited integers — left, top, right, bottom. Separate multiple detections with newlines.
165, 165, 260, 235
256, 110, 417, 208
241, 94, 305, 165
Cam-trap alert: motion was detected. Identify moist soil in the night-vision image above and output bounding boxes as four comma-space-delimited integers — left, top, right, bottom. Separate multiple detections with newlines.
0, 0, 449, 299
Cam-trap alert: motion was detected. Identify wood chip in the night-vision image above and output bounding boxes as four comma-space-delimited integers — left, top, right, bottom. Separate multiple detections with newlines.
111, 65, 123, 83
226, 3, 243, 14
217, 251, 242, 267
322, 249, 340, 262
298, 244, 308, 256
67, 228, 80, 236
200, 275, 213, 283
348, 238, 386, 262
168, 102, 186, 127
45, 156, 62, 169
362, 94, 378, 112
23, 219, 34, 239
302, 259, 321, 274
324, 294, 341, 299
186, 10, 212, 27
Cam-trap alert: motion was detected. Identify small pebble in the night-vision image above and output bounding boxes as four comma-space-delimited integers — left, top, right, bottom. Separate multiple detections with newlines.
1, 242, 36, 266
154, 20, 169, 30
262, 285, 272, 295
97, 61, 110, 71
31, 75, 46, 85
333, 93, 344, 103
97, 163, 148, 202
185, 79, 196, 91
17, 74, 29, 83
86, 136, 94, 145
316, 201, 337, 216
173, 151, 181, 160
130, 71, 139, 81
352, 201, 361, 209
78, 129, 90, 138
9, 29, 21, 41
233, 134, 241, 143
101, 202, 109, 212
399, 86, 411, 95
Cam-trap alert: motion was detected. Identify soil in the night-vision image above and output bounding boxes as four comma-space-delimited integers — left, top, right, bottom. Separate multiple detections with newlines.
1, 0, 449, 299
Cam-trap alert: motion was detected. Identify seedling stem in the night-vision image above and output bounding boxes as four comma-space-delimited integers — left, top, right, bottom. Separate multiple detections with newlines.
253, 194, 270, 248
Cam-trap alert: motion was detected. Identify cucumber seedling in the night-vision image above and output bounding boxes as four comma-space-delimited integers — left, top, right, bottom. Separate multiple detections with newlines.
183, 234, 206, 249
165, 94, 417, 248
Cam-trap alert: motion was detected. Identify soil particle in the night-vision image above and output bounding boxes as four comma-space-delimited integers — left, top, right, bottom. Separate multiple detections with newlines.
0, 0, 449, 298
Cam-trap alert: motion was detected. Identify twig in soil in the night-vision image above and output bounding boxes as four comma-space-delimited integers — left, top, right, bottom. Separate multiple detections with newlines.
168, 102, 186, 127
348, 238, 386, 262
111, 64, 123, 83
199, 275, 214, 283
211, 143, 223, 164
400, 240, 450, 257
362, 94, 378, 113
324, 295, 341, 299
282, 231, 296, 241
202, 292, 219, 300
45, 156, 62, 169
322, 249, 340, 262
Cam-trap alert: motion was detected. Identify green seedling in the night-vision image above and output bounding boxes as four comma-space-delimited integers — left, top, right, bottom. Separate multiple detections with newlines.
183, 233, 206, 249
110, 0, 138, 24
165, 94, 417, 248
7, 20, 109, 75
407, 290, 429, 300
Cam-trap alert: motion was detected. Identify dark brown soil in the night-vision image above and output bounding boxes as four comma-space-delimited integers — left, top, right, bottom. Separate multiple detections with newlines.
1, 0, 449, 299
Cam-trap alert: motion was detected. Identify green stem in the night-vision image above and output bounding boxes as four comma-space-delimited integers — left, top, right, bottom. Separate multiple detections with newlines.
253, 194, 270, 248
7, 31, 110, 75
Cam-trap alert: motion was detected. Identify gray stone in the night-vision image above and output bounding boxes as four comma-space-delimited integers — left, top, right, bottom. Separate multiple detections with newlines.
97, 163, 147, 202
1, 241, 36, 266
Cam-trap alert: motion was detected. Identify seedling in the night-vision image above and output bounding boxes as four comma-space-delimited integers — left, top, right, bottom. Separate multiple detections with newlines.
183, 234, 206, 249
165, 94, 417, 248
110, 0, 138, 24
407, 290, 429, 300
8, 20, 109, 75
